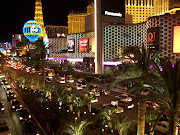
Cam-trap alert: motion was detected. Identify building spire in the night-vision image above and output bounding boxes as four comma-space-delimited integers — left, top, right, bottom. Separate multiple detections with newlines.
34, 0, 47, 38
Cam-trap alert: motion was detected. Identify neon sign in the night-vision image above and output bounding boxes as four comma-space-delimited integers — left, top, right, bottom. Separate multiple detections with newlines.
105, 11, 122, 17
23, 20, 42, 42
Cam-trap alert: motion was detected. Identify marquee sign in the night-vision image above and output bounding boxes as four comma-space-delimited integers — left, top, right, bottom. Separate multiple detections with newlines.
23, 20, 42, 42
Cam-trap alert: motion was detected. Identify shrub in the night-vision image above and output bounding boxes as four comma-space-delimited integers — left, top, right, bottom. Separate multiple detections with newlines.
85, 76, 93, 82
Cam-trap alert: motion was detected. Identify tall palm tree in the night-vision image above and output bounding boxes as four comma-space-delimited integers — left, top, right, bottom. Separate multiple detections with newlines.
114, 117, 132, 135
66, 93, 76, 112
35, 40, 46, 86
149, 58, 180, 135
107, 45, 160, 135
84, 93, 96, 112
29, 40, 46, 89
99, 108, 115, 129
64, 119, 92, 135
73, 97, 84, 118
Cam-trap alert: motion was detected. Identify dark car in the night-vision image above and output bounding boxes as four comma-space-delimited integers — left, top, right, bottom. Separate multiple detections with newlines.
17, 108, 31, 122
0, 102, 4, 113
7, 92, 16, 101
22, 120, 39, 135
88, 85, 98, 91
10, 99, 22, 111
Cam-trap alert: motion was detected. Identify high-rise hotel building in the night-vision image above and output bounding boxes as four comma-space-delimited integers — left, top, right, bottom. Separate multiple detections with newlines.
68, 2, 94, 34
125, 0, 169, 23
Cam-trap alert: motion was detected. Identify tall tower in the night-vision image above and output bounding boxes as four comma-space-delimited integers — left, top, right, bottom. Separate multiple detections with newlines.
34, 0, 47, 38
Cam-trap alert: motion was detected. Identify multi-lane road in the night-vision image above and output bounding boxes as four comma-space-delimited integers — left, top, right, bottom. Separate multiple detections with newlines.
15, 69, 138, 120
0, 85, 22, 135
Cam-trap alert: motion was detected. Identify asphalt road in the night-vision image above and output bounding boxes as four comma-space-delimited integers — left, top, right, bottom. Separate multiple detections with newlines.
15, 69, 138, 121
0, 85, 22, 135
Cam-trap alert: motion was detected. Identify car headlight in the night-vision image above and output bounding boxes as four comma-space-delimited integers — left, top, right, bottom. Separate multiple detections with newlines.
20, 117, 23, 120
1, 108, 4, 111
20, 105, 22, 107
12, 106, 15, 108
29, 115, 31, 118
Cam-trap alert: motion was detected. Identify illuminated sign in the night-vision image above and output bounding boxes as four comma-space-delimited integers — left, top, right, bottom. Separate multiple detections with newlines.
173, 26, 180, 53
105, 11, 122, 17
91, 37, 95, 53
147, 27, 159, 53
68, 39, 75, 53
101, 0, 125, 17
79, 38, 89, 53
23, 20, 42, 42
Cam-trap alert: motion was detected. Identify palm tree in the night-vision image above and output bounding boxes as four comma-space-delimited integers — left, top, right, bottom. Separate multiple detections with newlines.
84, 93, 96, 112
26, 78, 35, 88
29, 40, 46, 89
74, 97, 84, 118
54, 86, 66, 107
145, 109, 162, 135
64, 119, 92, 135
66, 93, 76, 112
17, 77, 26, 89
114, 117, 132, 135
99, 108, 115, 129
41, 85, 54, 100
107, 45, 160, 135
149, 58, 180, 135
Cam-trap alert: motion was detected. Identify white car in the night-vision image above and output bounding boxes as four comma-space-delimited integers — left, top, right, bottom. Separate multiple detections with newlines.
91, 97, 98, 103
76, 84, 82, 90
66, 78, 74, 83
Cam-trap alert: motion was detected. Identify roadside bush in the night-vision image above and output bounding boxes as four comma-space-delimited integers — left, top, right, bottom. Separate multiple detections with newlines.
92, 78, 99, 83
85, 76, 93, 82
99, 74, 108, 79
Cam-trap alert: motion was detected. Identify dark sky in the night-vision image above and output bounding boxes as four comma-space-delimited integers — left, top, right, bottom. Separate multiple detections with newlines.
0, 0, 91, 42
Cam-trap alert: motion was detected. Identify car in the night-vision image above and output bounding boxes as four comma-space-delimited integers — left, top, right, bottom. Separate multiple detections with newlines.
7, 92, 16, 101
45, 78, 52, 83
0, 118, 11, 135
103, 104, 124, 113
155, 121, 169, 134
76, 84, 82, 90
99, 89, 110, 95
91, 97, 98, 103
65, 85, 72, 91
17, 108, 31, 122
57, 77, 65, 84
0, 102, 4, 113
66, 78, 74, 83
146, 101, 160, 109
4, 86, 13, 92
77, 80, 87, 88
0, 79, 6, 85
3, 83, 10, 89
22, 120, 39, 135
88, 85, 98, 91
115, 94, 132, 103
10, 99, 22, 111
89, 90, 100, 97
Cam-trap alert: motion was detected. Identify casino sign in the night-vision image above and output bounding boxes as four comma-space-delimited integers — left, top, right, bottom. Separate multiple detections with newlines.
23, 20, 42, 42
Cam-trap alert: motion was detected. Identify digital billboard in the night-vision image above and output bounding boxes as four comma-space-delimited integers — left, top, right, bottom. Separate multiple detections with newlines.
79, 38, 89, 53
147, 27, 159, 54
68, 39, 75, 53
173, 26, 180, 53
91, 37, 95, 53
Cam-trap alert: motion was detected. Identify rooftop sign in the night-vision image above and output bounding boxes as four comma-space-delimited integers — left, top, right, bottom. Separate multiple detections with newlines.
105, 11, 122, 17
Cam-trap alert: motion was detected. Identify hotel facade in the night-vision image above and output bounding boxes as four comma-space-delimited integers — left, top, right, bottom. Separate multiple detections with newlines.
48, 1, 180, 73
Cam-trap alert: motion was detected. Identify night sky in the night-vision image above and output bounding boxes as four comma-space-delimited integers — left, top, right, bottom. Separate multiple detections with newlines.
0, 0, 91, 42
